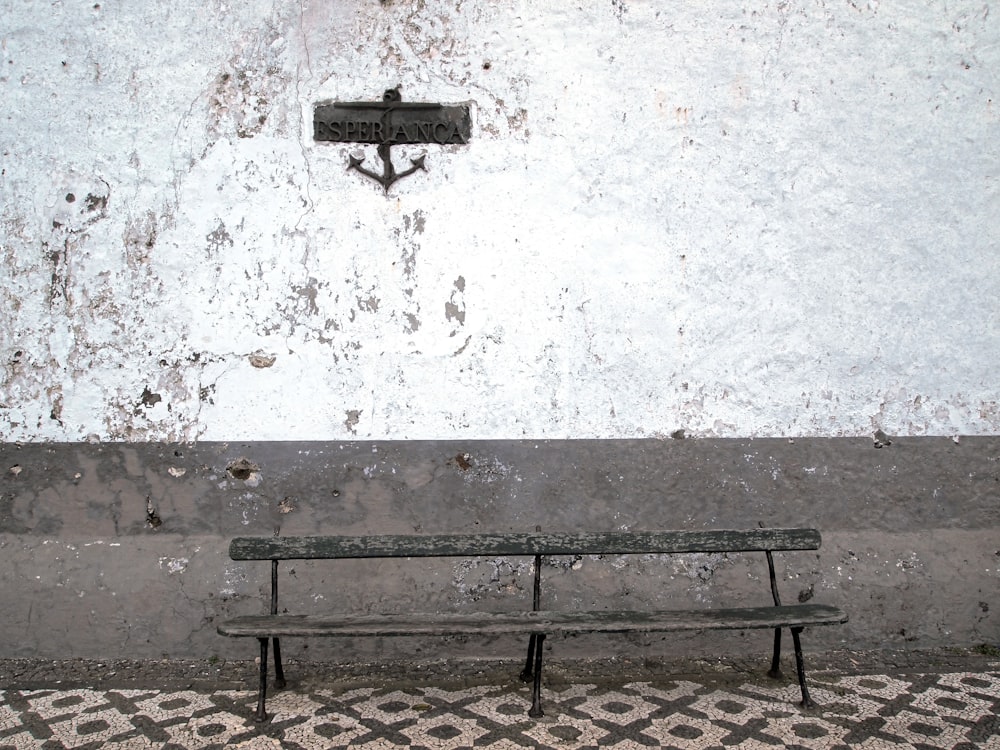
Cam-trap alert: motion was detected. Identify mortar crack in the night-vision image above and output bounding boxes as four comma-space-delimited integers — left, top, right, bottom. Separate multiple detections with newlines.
298, 0, 312, 75
294, 67, 315, 232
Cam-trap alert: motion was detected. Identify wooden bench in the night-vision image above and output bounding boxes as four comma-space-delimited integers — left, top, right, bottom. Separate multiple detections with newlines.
218, 528, 847, 721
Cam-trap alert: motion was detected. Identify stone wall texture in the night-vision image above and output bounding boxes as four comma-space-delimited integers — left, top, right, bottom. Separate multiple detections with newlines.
1, 2, 998, 662
1, 439, 998, 660
2, 1, 998, 441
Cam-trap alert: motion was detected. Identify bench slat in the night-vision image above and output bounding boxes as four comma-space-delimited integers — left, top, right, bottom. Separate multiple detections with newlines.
218, 604, 847, 637
229, 528, 821, 560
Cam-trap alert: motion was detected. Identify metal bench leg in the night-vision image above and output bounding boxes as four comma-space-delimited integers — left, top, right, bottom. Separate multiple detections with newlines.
790, 627, 814, 709
520, 634, 537, 683
768, 627, 783, 679
522, 553, 543, 685
272, 637, 286, 689
255, 637, 269, 722
528, 634, 545, 718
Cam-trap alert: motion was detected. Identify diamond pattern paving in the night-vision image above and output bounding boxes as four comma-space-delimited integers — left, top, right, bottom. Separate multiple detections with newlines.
1, 671, 998, 749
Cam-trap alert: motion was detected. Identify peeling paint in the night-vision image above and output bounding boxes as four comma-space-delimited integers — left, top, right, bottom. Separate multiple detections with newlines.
226, 457, 261, 488
344, 410, 362, 435
159, 557, 190, 574
0, 2, 998, 442
451, 557, 531, 603
248, 352, 277, 368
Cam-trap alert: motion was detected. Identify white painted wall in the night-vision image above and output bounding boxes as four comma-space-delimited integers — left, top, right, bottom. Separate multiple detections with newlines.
2, 1, 998, 441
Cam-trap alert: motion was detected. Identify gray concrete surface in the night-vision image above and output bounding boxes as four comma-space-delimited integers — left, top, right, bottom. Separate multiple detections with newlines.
2, 438, 998, 661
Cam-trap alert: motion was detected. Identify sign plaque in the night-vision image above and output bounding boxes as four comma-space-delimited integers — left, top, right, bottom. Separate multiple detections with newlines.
314, 88, 471, 192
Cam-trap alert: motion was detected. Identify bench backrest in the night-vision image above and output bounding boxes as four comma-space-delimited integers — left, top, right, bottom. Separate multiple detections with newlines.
229, 528, 821, 561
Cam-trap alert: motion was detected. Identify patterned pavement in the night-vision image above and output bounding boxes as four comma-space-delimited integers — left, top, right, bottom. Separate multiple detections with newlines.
2, 669, 999, 749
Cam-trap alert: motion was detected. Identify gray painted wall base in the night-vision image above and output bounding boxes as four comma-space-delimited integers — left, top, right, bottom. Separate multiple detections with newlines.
1, 439, 997, 660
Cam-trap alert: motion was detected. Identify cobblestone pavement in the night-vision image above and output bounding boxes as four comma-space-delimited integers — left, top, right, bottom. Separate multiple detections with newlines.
2, 664, 999, 749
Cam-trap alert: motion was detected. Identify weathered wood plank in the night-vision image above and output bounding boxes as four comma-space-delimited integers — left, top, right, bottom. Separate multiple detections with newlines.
218, 604, 847, 637
229, 528, 821, 560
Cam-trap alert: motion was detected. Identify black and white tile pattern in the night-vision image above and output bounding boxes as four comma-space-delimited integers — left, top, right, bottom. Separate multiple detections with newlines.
2, 671, 998, 749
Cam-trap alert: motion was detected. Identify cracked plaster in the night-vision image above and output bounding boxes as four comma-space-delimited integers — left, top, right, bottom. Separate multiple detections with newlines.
1, 1, 999, 442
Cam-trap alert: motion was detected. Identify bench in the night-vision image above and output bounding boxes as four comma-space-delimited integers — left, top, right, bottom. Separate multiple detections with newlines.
218, 528, 847, 721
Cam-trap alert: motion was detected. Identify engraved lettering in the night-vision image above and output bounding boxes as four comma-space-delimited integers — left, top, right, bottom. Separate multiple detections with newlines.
312, 90, 470, 189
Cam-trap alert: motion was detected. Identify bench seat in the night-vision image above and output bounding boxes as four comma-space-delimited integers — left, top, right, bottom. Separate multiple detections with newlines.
219, 603, 846, 638
220, 527, 847, 721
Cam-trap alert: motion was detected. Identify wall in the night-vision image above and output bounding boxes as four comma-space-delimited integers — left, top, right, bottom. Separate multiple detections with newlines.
1, 439, 998, 660
2, 1, 998, 441
1, 1, 998, 661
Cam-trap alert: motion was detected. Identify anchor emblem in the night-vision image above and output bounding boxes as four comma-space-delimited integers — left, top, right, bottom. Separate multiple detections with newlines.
314, 88, 471, 192
346, 89, 430, 191
348, 148, 426, 191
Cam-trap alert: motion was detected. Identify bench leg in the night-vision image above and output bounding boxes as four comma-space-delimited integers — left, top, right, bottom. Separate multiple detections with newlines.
520, 634, 537, 683
790, 627, 814, 709
768, 627, 783, 679
272, 637, 286, 689
528, 633, 545, 718
255, 637, 269, 722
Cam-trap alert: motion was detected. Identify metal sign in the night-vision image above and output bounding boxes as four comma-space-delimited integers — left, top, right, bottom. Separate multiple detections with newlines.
314, 88, 471, 192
